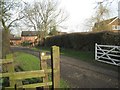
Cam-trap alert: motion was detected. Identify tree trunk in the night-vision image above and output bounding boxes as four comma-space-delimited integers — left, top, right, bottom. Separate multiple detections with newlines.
0, 28, 2, 59
1, 18, 10, 58
2, 29, 10, 59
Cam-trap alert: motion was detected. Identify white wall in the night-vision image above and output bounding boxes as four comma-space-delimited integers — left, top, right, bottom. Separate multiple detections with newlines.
112, 25, 120, 30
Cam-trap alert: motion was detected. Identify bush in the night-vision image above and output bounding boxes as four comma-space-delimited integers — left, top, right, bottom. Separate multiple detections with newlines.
44, 31, 120, 51
21, 41, 32, 46
101, 31, 120, 45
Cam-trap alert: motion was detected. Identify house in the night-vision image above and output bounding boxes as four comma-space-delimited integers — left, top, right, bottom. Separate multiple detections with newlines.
10, 34, 21, 45
92, 17, 120, 31
10, 37, 21, 45
21, 31, 39, 46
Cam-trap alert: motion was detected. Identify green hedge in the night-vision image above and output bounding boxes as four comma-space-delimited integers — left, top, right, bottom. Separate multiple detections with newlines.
44, 31, 120, 51
21, 41, 32, 46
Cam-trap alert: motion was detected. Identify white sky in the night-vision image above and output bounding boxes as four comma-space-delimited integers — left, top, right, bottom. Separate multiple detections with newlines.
13, 0, 119, 35
59, 0, 118, 32
59, 0, 95, 32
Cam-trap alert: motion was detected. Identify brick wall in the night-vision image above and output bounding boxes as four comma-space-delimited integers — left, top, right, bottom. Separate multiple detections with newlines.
21, 36, 38, 43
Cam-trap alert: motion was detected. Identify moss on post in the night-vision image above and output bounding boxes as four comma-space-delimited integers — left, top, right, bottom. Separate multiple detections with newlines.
51, 46, 60, 89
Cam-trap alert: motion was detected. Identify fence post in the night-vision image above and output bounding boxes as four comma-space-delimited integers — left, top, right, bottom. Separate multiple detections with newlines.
95, 43, 97, 60
51, 46, 60, 89
0, 28, 2, 59
40, 52, 49, 90
16, 80, 23, 90
7, 60, 16, 88
0, 29, 2, 90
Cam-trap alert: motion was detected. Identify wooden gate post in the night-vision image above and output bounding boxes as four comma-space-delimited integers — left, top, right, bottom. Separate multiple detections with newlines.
0, 28, 2, 90
40, 52, 49, 90
7, 60, 16, 88
51, 46, 60, 89
0, 28, 2, 59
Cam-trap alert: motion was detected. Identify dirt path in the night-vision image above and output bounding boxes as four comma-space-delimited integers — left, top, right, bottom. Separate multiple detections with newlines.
11, 46, 120, 88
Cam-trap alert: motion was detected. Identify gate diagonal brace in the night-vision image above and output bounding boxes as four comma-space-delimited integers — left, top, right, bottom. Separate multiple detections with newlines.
97, 46, 116, 59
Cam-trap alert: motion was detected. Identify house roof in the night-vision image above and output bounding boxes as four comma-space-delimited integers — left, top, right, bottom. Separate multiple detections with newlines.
21, 31, 38, 36
94, 17, 119, 28
10, 37, 21, 40
96, 17, 117, 25
108, 17, 119, 25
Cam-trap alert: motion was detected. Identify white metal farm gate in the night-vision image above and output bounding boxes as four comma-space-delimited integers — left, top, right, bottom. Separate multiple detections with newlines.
95, 43, 120, 66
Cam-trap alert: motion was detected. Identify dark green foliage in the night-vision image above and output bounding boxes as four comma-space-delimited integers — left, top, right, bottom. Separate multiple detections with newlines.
101, 31, 120, 45
2, 77, 10, 87
49, 26, 58, 35
21, 41, 32, 46
44, 31, 120, 51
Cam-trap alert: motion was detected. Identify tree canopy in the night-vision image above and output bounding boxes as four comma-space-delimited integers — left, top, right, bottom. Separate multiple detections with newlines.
84, 0, 117, 32
0, 0, 24, 31
22, 0, 67, 38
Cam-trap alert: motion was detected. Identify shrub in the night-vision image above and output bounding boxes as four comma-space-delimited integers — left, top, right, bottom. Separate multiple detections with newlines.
43, 31, 120, 51
21, 41, 32, 46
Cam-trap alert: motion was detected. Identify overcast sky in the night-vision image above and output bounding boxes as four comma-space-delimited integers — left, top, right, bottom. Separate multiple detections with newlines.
59, 0, 118, 32
13, 0, 119, 35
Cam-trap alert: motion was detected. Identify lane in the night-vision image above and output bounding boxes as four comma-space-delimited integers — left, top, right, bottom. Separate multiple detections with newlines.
60, 56, 119, 88
11, 46, 119, 88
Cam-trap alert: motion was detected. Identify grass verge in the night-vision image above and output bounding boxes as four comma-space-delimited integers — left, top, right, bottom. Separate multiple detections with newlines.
34, 46, 94, 62
6, 52, 69, 88
34, 46, 118, 71
61, 48, 94, 62
12, 52, 40, 71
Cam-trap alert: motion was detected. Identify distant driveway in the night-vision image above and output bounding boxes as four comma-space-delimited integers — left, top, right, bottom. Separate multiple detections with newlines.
11, 46, 120, 88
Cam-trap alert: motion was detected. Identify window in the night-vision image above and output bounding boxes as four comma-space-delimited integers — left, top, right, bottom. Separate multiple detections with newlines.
112, 25, 120, 30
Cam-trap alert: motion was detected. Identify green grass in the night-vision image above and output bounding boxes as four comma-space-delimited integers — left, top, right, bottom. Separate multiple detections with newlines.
61, 48, 94, 62
34, 47, 94, 63
6, 53, 13, 59
61, 48, 118, 71
11, 52, 40, 71
7, 52, 69, 88
33, 46, 50, 52
60, 79, 69, 88
34, 47, 118, 71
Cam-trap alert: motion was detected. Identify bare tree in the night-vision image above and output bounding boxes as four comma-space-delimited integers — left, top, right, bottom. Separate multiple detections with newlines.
96, 2, 110, 19
83, 18, 95, 32
22, 0, 68, 39
0, 0, 23, 58
84, 0, 113, 32
0, 0, 24, 31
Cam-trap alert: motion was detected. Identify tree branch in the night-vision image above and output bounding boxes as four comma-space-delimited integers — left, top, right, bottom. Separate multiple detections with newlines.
7, 16, 24, 28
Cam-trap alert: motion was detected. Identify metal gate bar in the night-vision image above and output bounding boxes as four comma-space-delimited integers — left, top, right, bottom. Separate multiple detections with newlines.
95, 43, 120, 66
